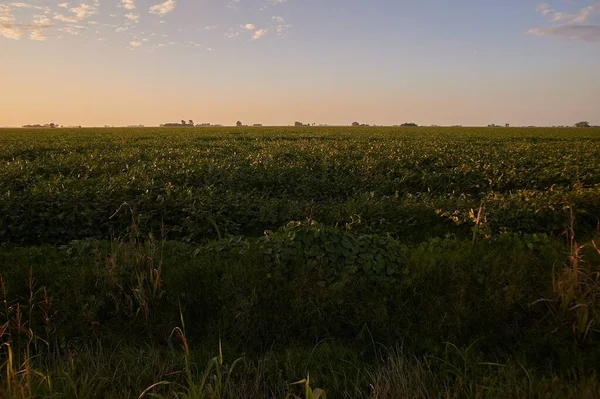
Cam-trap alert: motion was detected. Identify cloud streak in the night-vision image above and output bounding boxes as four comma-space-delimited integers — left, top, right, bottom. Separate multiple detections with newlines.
528, 24, 600, 43
529, 2, 600, 43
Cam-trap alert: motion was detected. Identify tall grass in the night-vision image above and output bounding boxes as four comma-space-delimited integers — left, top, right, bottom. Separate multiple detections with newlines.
140, 309, 243, 399
535, 209, 600, 343
1, 219, 599, 397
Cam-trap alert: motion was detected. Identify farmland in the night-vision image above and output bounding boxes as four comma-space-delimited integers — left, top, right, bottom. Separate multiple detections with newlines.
1, 126, 599, 244
1, 126, 600, 397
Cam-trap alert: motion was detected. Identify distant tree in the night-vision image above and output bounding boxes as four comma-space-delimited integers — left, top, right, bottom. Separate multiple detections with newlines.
181, 120, 186, 125
294, 121, 303, 127
352, 122, 360, 127
401, 122, 418, 127
49, 123, 56, 128
236, 121, 243, 127
575, 121, 590, 128
189, 120, 194, 126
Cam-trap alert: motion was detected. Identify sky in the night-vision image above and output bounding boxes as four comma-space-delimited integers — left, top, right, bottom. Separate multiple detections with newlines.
1, 0, 599, 127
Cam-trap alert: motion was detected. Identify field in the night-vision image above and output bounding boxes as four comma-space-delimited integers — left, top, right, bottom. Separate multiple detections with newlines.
1, 126, 600, 398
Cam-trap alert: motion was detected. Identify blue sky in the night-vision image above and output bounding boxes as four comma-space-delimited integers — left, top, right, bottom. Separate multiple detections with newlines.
1, 0, 599, 126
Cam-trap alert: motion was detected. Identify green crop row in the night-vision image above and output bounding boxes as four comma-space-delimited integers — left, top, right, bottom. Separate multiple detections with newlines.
1, 126, 598, 245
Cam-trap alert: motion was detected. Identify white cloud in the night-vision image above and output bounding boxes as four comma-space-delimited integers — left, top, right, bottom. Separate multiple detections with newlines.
536, 3, 552, 17
528, 24, 600, 42
272, 15, 290, 35
571, 5, 597, 23
7, 3, 49, 12
149, 0, 176, 15
535, 2, 600, 24
0, 28, 22, 39
0, 8, 22, 39
1, 0, 292, 45
121, 0, 136, 10
0, 5, 11, 18
130, 40, 142, 46
30, 30, 47, 41
252, 28, 267, 39
33, 15, 52, 26
225, 28, 239, 38
54, 1, 99, 24
0, 5, 54, 41
530, 2, 600, 43
0, 4, 17, 39
58, 25, 85, 35
71, 3, 98, 20
53, 14, 78, 23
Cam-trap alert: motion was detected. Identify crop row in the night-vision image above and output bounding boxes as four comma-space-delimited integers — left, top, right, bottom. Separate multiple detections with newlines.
1, 126, 598, 244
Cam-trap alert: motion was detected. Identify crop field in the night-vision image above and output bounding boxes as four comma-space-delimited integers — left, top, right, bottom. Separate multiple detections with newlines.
1, 126, 599, 244
1, 126, 600, 398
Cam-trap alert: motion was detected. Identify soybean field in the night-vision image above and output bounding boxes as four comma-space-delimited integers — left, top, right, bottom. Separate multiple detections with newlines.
1, 126, 599, 244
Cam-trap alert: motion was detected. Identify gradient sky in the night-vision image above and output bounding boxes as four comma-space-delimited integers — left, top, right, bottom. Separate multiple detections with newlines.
1, 0, 599, 127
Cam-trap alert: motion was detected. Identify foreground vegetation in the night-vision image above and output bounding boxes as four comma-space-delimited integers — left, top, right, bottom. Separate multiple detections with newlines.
1, 126, 599, 397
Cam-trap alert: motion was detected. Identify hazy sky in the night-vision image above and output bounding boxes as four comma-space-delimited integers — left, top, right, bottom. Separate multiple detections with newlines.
1, 0, 599, 127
